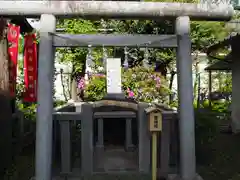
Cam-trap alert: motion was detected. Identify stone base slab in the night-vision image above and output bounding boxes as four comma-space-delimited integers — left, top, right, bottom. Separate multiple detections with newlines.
168, 174, 203, 180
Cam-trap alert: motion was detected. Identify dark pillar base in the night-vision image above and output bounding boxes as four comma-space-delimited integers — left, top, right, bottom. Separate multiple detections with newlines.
125, 144, 135, 152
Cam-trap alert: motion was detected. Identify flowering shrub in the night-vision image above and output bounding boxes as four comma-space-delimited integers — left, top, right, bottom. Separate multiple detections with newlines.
83, 66, 170, 103
122, 66, 170, 103
83, 73, 106, 101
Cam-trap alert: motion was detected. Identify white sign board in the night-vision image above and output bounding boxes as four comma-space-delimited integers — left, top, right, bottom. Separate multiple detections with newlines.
106, 58, 122, 94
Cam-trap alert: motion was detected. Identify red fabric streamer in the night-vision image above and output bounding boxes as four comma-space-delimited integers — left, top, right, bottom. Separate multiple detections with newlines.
7, 24, 20, 97
23, 33, 38, 102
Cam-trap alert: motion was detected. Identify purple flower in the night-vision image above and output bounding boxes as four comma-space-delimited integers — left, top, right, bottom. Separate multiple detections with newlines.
87, 71, 92, 77
123, 61, 129, 69
155, 76, 161, 84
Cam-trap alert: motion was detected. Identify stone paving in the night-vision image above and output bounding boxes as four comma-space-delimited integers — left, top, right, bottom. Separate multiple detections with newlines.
94, 147, 138, 172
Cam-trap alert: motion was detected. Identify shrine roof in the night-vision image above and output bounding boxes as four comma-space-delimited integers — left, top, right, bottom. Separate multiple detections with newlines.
205, 33, 240, 71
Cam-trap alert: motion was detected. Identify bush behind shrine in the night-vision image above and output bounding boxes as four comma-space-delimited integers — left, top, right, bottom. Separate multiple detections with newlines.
84, 66, 170, 104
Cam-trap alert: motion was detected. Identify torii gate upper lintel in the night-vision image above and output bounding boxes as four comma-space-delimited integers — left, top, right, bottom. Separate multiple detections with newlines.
0, 1, 234, 21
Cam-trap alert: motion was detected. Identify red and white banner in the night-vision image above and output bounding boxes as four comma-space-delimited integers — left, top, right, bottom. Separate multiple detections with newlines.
7, 24, 20, 97
23, 33, 38, 102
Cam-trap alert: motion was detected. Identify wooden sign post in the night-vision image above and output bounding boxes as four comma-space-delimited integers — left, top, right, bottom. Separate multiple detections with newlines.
146, 107, 163, 180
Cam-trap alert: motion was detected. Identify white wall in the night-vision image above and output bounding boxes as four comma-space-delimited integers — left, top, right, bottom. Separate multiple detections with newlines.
54, 62, 72, 101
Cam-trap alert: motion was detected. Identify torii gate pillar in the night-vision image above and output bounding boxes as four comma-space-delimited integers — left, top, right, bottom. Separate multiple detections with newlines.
35, 14, 56, 180
174, 16, 199, 180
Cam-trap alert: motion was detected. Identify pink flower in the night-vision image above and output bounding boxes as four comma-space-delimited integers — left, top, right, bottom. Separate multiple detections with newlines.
129, 91, 134, 97
77, 77, 85, 89
154, 76, 161, 88
154, 76, 161, 82
127, 88, 134, 98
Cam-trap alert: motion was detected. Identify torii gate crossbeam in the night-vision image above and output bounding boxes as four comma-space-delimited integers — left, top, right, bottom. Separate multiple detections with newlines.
0, 1, 234, 20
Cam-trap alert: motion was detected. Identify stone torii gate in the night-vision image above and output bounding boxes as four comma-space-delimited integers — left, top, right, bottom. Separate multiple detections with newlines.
0, 1, 233, 180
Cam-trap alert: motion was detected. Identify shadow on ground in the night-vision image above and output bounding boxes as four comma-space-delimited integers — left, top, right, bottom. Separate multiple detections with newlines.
198, 133, 240, 180
4, 133, 240, 180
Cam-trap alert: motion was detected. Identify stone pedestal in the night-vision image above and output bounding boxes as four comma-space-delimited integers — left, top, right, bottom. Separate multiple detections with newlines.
81, 103, 93, 175
96, 118, 104, 149
138, 103, 150, 173
125, 118, 134, 151
104, 93, 125, 100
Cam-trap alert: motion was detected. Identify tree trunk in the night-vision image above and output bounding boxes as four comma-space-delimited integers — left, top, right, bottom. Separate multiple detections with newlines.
0, 19, 9, 91
0, 18, 12, 177
155, 61, 168, 77
193, 52, 199, 101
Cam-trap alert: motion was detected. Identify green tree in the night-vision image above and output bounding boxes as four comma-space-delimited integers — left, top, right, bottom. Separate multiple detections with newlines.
108, 17, 229, 103
56, 0, 230, 101
57, 19, 98, 76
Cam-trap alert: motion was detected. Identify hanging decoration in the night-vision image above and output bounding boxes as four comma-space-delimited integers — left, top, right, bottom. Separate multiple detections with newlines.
143, 43, 150, 68
102, 45, 108, 69
23, 33, 38, 102
123, 46, 129, 69
7, 24, 20, 97
84, 44, 93, 83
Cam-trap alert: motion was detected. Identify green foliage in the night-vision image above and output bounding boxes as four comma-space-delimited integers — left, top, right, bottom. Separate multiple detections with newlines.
191, 21, 229, 51
107, 4, 229, 74
219, 73, 232, 93
85, 66, 170, 103
195, 99, 231, 114
84, 74, 106, 101
56, 19, 101, 77
195, 109, 219, 143
211, 101, 231, 113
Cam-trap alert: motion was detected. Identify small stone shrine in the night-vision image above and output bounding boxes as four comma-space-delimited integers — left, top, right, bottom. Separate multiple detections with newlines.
77, 58, 178, 177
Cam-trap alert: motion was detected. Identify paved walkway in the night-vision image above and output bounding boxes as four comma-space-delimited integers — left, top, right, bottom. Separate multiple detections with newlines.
94, 147, 138, 172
